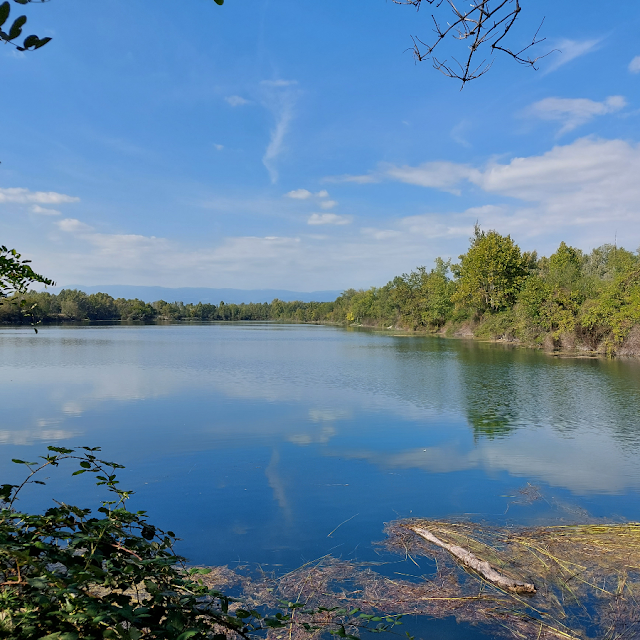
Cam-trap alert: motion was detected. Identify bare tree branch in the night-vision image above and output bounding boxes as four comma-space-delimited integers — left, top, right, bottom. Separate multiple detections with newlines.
393, 0, 553, 88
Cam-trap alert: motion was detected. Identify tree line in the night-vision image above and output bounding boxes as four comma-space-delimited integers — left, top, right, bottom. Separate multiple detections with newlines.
3, 226, 640, 355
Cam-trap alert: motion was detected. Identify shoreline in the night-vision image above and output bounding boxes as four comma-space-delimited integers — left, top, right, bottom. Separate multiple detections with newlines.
3, 316, 640, 360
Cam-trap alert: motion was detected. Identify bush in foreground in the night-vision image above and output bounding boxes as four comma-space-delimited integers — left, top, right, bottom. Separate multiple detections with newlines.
0, 447, 404, 640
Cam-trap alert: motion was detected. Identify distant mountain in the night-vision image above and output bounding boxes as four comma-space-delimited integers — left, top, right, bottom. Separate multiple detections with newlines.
50, 285, 343, 305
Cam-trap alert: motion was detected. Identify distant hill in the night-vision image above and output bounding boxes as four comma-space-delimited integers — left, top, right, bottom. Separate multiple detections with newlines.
50, 285, 343, 305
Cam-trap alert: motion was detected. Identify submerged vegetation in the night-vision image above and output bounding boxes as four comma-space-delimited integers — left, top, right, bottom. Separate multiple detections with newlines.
196, 518, 640, 640
3, 227, 640, 356
383, 519, 640, 640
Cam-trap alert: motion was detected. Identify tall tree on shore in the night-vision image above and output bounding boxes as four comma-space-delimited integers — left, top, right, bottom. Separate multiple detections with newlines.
452, 226, 530, 313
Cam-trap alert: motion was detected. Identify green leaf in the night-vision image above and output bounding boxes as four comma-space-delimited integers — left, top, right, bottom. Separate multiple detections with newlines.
176, 632, 199, 640
214, 0, 224, 4
264, 619, 285, 628
80, 461, 91, 468
235, 609, 251, 619
0, 2, 10, 28
33, 36, 52, 50
0, 483, 17, 500
8, 14, 27, 41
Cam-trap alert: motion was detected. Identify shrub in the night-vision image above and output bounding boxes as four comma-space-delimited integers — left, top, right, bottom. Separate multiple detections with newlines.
0, 447, 283, 640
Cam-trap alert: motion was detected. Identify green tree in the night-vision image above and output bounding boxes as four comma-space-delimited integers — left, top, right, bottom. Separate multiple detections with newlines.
580, 262, 640, 349
452, 226, 530, 313
115, 298, 157, 322
87, 292, 120, 321
517, 242, 592, 342
393, 258, 455, 330
58, 289, 90, 321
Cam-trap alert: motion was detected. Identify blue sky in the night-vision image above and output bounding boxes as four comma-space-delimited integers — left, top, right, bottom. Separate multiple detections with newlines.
2, 0, 640, 290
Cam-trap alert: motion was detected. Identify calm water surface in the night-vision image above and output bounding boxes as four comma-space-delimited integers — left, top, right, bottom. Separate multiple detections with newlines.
2, 323, 640, 636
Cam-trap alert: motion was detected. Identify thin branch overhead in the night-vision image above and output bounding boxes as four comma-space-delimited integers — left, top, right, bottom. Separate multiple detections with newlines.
393, 0, 552, 88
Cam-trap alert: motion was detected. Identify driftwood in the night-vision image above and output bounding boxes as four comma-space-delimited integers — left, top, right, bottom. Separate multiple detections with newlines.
410, 526, 536, 594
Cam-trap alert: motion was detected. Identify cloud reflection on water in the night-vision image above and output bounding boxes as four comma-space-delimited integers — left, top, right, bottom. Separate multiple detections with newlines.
2, 326, 640, 497
323, 419, 638, 494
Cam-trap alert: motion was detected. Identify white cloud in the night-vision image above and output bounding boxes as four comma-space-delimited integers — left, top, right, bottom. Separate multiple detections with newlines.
386, 161, 478, 194
360, 227, 402, 241
56, 218, 93, 233
543, 38, 602, 73
379, 137, 640, 211
24, 137, 640, 292
527, 96, 626, 135
55, 218, 169, 262
285, 189, 335, 206
261, 82, 299, 184
285, 189, 313, 200
327, 163, 479, 190
473, 138, 638, 206
225, 95, 250, 106
307, 213, 351, 226
263, 107, 292, 183
0, 187, 79, 204
31, 205, 61, 216
369, 137, 640, 249
261, 79, 298, 87
399, 215, 474, 239
213, 143, 224, 151
325, 173, 379, 184
629, 56, 640, 74
451, 119, 472, 148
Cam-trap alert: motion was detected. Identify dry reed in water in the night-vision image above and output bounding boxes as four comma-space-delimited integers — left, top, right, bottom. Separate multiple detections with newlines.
197, 520, 640, 640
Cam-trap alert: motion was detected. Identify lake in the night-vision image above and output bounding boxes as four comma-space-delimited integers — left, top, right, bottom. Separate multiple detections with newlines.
2, 323, 640, 638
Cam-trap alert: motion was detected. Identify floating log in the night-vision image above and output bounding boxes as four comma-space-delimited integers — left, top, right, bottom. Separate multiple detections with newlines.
410, 525, 536, 594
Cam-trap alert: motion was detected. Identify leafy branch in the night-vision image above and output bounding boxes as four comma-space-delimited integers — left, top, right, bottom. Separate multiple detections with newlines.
0, 0, 226, 54
0, 0, 51, 52
0, 244, 54, 332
